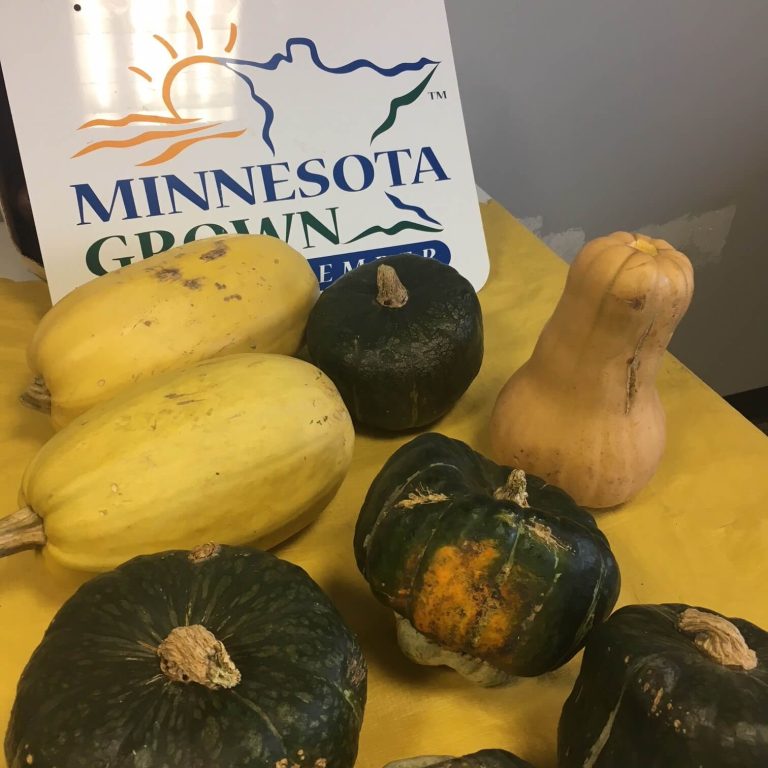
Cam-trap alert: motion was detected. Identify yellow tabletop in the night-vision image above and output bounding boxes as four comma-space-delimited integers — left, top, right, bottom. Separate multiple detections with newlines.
1, 201, 767, 768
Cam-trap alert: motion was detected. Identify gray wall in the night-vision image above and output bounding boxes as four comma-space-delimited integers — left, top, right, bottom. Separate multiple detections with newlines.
445, 0, 768, 395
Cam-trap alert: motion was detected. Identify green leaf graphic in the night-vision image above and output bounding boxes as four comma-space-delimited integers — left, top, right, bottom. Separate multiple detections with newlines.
370, 64, 440, 143
345, 220, 443, 244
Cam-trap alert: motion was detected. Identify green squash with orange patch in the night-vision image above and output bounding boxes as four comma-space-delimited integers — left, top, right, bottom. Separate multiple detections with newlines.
354, 433, 620, 685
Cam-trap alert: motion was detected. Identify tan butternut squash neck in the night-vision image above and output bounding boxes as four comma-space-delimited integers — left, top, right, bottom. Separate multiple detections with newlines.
530, 237, 689, 387
525, 325, 663, 417
532, 294, 666, 378
0, 507, 46, 557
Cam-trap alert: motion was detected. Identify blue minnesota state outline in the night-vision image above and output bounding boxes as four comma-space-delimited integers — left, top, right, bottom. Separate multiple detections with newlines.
76, 21, 442, 163
214, 40, 444, 239
218, 38, 440, 153
74, 13, 444, 243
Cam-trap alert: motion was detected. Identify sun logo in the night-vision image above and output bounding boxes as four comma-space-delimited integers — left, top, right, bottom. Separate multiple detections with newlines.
73, 11, 441, 168
73, 11, 246, 167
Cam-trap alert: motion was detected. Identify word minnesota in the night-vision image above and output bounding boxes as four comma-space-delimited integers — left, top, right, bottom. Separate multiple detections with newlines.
72, 147, 449, 225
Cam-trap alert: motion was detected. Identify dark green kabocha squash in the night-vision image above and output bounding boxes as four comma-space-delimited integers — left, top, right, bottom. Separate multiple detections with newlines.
384, 749, 535, 768
558, 603, 768, 768
305, 253, 483, 431
5, 544, 367, 768
354, 433, 620, 686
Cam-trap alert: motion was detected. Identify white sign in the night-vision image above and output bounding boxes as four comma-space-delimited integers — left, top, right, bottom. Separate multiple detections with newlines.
0, 0, 488, 303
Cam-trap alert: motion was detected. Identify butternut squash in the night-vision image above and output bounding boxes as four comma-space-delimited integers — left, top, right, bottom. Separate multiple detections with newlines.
22, 234, 319, 429
489, 232, 693, 508
0, 353, 353, 572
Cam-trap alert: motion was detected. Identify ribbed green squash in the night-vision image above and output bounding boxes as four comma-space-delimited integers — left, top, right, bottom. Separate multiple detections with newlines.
5, 545, 367, 768
558, 603, 768, 767
306, 254, 483, 431
384, 750, 535, 768
355, 433, 620, 685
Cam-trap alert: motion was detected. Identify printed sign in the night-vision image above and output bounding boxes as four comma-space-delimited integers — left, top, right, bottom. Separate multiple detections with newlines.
0, 0, 488, 302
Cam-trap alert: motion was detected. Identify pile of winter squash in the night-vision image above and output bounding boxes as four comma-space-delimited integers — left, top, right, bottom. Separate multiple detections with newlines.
1, 230, 766, 768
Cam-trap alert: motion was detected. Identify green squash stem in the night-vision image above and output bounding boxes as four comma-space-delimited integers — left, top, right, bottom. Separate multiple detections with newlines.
20, 375, 52, 414
376, 265, 409, 308
188, 542, 222, 562
493, 469, 530, 507
0, 506, 46, 557
157, 624, 242, 689
678, 608, 758, 670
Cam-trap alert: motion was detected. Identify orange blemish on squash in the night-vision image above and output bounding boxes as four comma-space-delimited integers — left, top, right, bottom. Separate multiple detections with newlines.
390, 553, 421, 615
650, 687, 664, 715
413, 541, 515, 654
389, 549, 424, 613
471, 597, 515, 655
479, 560, 549, 660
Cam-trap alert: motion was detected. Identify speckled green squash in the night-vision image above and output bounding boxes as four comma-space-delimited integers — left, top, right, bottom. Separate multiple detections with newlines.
355, 433, 620, 683
558, 604, 768, 768
384, 749, 535, 768
305, 253, 483, 431
5, 545, 367, 768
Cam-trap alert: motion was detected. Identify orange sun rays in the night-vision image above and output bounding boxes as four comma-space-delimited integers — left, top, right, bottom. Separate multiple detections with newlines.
128, 66, 153, 82
131, 12, 239, 79
185, 11, 204, 50
78, 12, 244, 166
152, 34, 178, 60
225, 23, 238, 53
71, 123, 219, 158
137, 129, 247, 167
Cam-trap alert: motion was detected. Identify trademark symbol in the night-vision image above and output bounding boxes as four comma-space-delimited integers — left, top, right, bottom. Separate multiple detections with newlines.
428, 90, 447, 101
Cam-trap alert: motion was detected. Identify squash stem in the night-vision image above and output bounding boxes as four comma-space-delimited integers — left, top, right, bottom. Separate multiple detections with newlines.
376, 265, 409, 308
188, 542, 222, 562
493, 469, 530, 507
0, 506, 46, 557
158, 625, 241, 689
630, 236, 658, 257
20, 376, 52, 414
678, 608, 757, 670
